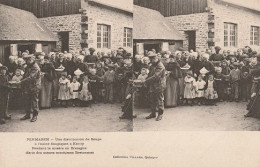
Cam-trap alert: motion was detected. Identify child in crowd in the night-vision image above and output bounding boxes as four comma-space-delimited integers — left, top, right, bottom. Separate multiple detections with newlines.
214, 67, 225, 102
11, 69, 23, 109
12, 69, 23, 83
77, 75, 92, 107
195, 74, 206, 106
103, 64, 115, 104
89, 68, 99, 103
183, 70, 196, 106
137, 68, 148, 82
58, 72, 70, 107
137, 68, 149, 108
69, 76, 80, 107
95, 62, 105, 102
204, 74, 218, 105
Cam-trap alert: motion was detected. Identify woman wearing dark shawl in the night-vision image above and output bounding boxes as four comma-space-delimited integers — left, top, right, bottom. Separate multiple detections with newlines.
245, 59, 260, 118
40, 56, 57, 109
165, 55, 183, 107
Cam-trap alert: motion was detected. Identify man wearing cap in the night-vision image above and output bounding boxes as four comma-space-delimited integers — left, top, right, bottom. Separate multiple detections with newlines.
143, 53, 166, 121
0, 66, 11, 124
19, 55, 41, 122
84, 48, 98, 63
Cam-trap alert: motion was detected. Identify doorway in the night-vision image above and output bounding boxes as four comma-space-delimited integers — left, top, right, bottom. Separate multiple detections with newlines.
18, 44, 34, 54
59, 32, 69, 52
144, 44, 160, 53
185, 31, 196, 51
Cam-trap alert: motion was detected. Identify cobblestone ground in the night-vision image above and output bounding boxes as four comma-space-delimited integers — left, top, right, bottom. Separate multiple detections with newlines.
133, 101, 260, 131
0, 103, 132, 132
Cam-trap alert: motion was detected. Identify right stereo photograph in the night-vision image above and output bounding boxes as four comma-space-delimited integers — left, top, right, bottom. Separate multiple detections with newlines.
132, 0, 260, 131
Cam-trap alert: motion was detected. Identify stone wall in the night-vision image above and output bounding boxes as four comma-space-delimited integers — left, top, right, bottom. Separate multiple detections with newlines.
209, 0, 260, 53
87, 4, 133, 53
40, 14, 82, 53
166, 12, 209, 51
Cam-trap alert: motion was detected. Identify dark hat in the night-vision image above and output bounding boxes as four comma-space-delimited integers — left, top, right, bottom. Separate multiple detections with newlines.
169, 54, 175, 58
89, 47, 95, 52
215, 46, 221, 50
0, 66, 8, 71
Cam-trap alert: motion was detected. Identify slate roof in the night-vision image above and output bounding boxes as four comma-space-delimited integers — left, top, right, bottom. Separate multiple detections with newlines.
134, 5, 184, 40
89, 0, 133, 13
0, 4, 58, 42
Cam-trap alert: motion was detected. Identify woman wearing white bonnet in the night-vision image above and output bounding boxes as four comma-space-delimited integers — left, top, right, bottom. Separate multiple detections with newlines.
77, 55, 85, 62
202, 53, 210, 61
65, 53, 73, 61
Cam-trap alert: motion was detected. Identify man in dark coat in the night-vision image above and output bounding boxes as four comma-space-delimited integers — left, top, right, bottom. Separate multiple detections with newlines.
210, 46, 224, 66
143, 53, 166, 121
114, 56, 125, 103
84, 48, 98, 63
19, 55, 41, 122
0, 66, 11, 124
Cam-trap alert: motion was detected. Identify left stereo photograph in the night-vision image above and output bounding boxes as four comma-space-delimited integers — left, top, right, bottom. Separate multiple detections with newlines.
0, 0, 134, 132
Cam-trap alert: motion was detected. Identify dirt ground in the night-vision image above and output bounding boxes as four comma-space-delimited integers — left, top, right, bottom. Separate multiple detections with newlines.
1, 101, 259, 132
0, 103, 132, 132
133, 101, 260, 131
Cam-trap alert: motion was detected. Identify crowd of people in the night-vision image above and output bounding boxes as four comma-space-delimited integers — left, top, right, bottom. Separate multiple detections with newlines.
0, 47, 134, 124
133, 46, 260, 121
1, 45, 260, 124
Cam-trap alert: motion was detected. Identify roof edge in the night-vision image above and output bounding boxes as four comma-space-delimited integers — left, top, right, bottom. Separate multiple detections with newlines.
216, 0, 260, 13
89, 0, 133, 14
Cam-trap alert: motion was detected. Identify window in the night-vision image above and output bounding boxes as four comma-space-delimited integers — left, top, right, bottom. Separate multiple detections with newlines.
224, 23, 237, 47
251, 26, 259, 46
123, 28, 132, 47
97, 24, 111, 49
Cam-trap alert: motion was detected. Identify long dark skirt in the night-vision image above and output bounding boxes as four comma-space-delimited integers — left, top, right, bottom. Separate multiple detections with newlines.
165, 77, 180, 107
40, 77, 53, 108
246, 92, 260, 118
178, 77, 184, 98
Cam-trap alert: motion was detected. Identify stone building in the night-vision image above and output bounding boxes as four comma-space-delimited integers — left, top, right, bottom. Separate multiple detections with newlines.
134, 5, 183, 54
0, 0, 133, 54
0, 4, 57, 65
134, 0, 260, 53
